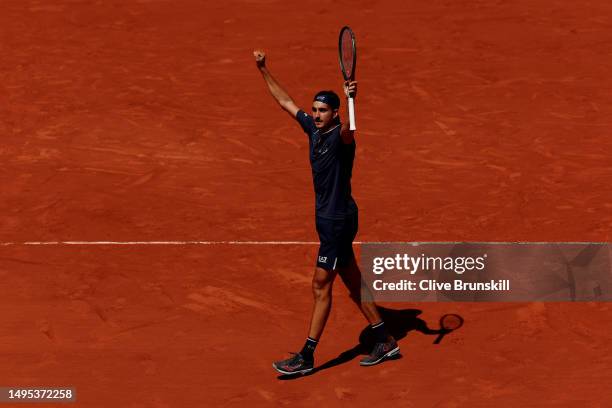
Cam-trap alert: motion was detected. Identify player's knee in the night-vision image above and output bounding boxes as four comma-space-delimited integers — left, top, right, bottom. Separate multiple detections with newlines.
312, 278, 332, 301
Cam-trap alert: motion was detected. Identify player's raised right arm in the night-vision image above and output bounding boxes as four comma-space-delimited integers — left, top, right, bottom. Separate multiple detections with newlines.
254, 50, 300, 118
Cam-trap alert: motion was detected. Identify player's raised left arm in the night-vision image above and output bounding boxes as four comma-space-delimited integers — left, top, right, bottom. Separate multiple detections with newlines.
340, 80, 357, 143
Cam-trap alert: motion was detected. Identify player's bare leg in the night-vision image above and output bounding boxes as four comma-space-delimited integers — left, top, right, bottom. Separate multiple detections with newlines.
307, 267, 337, 340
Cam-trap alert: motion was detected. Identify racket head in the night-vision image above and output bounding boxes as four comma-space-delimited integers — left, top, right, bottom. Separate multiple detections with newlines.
338, 26, 356, 81
439, 314, 464, 331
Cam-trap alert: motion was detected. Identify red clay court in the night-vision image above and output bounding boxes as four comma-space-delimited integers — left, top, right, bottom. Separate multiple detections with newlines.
1, 0, 612, 406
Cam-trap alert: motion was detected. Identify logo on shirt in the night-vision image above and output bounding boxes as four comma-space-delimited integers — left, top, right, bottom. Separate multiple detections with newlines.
318, 256, 328, 263
313, 133, 330, 157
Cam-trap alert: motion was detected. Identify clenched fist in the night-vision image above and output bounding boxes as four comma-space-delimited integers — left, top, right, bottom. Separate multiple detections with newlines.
253, 49, 266, 69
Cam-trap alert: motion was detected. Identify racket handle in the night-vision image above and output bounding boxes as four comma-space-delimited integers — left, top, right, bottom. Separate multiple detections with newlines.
348, 97, 356, 131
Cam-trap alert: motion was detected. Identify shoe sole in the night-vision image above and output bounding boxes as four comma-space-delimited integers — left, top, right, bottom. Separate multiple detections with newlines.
272, 363, 314, 376
359, 346, 400, 366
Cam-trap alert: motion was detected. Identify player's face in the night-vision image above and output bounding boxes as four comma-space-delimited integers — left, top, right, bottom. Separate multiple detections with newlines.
312, 101, 338, 130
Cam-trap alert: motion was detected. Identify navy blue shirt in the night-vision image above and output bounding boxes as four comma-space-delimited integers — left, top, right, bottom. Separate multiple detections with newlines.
296, 110, 358, 219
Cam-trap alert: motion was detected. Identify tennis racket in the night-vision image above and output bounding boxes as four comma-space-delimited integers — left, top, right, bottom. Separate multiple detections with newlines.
339, 26, 357, 131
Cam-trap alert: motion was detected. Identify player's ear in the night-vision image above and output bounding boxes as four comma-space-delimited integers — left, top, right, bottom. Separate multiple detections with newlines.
333, 109, 339, 118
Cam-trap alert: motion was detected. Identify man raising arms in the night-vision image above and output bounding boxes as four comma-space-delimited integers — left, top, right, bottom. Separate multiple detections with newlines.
254, 49, 399, 375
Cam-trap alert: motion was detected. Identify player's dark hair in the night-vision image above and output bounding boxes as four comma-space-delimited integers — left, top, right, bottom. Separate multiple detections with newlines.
313, 90, 340, 110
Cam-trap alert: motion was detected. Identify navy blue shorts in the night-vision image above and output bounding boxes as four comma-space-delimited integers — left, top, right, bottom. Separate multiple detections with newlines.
315, 212, 358, 270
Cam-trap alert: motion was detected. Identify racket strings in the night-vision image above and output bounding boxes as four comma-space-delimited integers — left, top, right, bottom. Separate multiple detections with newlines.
339, 27, 355, 80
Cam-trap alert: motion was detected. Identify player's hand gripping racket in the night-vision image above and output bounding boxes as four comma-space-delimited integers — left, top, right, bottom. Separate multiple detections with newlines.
339, 26, 357, 130
434, 314, 464, 344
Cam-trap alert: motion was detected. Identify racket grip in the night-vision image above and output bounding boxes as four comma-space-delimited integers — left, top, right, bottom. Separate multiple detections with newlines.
348, 97, 356, 131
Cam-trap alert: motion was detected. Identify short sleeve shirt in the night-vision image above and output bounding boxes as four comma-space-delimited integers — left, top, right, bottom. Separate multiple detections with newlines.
295, 110, 358, 219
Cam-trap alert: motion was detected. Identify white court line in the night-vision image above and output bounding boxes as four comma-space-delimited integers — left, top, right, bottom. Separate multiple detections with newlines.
0, 241, 606, 246
0, 241, 322, 246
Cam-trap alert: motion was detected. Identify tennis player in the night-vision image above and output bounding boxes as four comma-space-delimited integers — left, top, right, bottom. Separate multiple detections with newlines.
254, 50, 399, 375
